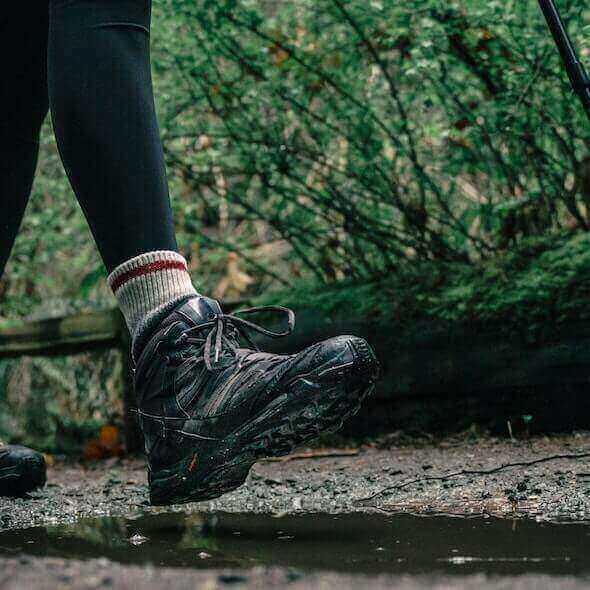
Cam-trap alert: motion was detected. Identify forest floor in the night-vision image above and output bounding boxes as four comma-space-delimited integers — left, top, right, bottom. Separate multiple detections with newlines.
1, 433, 590, 589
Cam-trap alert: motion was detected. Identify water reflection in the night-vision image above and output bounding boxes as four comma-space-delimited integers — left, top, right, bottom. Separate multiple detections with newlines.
0, 512, 588, 576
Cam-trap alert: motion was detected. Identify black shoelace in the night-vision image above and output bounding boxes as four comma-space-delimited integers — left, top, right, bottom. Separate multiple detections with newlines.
175, 305, 296, 371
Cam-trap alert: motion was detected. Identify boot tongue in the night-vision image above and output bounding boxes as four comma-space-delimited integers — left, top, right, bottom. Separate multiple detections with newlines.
177, 296, 222, 326
132, 295, 222, 362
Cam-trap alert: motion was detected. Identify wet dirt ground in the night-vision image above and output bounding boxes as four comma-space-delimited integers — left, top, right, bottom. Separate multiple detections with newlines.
2, 433, 590, 588
2, 557, 588, 590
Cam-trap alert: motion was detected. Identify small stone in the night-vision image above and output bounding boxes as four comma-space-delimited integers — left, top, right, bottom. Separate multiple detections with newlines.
218, 573, 248, 584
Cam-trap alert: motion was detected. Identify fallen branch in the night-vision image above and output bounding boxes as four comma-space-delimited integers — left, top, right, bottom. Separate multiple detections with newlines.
261, 448, 359, 463
355, 452, 590, 506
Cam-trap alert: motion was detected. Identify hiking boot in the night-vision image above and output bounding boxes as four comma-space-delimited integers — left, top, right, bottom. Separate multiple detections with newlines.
0, 444, 47, 497
133, 296, 380, 505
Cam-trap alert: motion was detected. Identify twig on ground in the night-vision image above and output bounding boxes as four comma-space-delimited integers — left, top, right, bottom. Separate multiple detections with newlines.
261, 449, 359, 463
355, 452, 590, 506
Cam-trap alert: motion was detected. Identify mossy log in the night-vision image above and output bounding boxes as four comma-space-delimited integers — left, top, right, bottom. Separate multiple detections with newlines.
2, 297, 589, 445
0, 309, 140, 451
0, 310, 123, 358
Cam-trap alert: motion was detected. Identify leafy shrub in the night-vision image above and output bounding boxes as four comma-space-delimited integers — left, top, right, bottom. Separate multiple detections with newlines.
155, 0, 590, 284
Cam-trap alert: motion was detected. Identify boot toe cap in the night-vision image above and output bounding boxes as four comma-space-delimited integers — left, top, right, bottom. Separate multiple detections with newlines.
304, 334, 380, 391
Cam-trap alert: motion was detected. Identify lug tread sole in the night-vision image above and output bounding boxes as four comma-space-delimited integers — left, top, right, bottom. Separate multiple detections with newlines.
149, 380, 374, 505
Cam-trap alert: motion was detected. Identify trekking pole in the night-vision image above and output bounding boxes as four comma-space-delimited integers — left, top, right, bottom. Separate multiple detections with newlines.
538, 0, 590, 122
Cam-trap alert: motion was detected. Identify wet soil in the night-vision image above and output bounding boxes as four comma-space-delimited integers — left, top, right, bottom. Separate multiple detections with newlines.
2, 434, 590, 531
2, 434, 590, 589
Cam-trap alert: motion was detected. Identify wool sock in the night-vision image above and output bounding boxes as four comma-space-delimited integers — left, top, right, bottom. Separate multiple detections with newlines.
108, 250, 198, 338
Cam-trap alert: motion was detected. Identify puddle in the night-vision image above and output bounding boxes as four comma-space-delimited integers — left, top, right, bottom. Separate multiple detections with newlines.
0, 512, 589, 576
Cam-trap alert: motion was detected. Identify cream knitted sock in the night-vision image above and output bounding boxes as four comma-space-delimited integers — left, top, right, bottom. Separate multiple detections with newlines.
108, 250, 198, 337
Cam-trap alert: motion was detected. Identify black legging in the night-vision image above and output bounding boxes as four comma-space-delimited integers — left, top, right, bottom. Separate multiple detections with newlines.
0, 0, 177, 276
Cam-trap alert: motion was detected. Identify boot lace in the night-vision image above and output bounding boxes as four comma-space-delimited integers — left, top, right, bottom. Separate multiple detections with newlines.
174, 305, 295, 371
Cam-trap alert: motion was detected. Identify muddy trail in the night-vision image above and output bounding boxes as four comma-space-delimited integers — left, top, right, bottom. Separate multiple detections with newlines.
1, 434, 590, 588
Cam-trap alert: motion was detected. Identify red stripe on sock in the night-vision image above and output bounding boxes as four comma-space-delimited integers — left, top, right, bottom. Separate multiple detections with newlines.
111, 260, 187, 292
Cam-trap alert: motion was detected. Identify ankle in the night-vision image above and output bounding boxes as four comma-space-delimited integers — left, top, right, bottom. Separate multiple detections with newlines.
108, 250, 198, 338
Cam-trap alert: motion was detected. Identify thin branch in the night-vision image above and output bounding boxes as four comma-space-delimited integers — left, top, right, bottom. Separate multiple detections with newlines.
356, 452, 590, 506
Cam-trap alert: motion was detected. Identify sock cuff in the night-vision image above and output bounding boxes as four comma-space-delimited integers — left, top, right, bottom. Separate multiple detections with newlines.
108, 250, 188, 292
108, 250, 198, 337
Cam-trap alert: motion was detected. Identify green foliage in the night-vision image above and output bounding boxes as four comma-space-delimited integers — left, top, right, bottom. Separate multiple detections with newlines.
155, 0, 590, 282
260, 232, 590, 342
2, 0, 589, 312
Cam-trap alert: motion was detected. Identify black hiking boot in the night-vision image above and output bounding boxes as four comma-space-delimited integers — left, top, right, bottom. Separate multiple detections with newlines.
0, 444, 47, 497
133, 296, 380, 505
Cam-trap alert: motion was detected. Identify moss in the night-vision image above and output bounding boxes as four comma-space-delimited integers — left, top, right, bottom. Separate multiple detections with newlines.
257, 232, 590, 341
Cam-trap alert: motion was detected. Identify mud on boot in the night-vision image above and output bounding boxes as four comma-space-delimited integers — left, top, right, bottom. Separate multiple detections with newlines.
133, 296, 380, 505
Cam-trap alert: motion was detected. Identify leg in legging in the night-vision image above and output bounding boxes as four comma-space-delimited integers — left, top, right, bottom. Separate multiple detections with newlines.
0, 5, 49, 278
47, 0, 177, 275
0, 5, 51, 495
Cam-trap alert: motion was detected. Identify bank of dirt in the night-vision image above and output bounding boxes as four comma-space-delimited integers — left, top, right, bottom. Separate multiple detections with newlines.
2, 433, 590, 531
